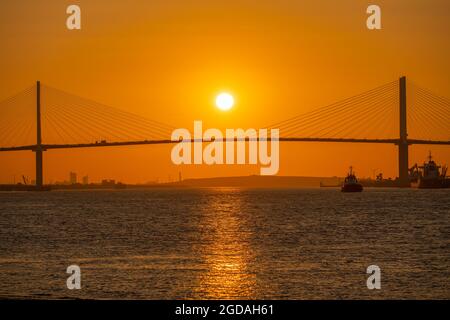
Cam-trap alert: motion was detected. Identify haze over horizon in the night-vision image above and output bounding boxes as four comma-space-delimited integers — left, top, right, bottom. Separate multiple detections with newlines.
1, 0, 449, 184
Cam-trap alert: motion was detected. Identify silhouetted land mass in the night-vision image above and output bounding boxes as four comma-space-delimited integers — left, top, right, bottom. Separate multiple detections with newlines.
5, 175, 441, 191
0, 176, 339, 191
170, 175, 342, 188
169, 176, 414, 188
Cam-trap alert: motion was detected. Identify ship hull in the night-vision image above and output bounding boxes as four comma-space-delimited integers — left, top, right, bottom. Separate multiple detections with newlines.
416, 178, 449, 189
341, 183, 363, 192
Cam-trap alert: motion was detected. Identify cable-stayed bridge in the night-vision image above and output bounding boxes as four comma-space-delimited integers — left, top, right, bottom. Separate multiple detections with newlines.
0, 77, 449, 189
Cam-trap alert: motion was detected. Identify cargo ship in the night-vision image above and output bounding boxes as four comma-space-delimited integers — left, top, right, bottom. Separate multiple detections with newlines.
410, 152, 449, 189
341, 166, 363, 192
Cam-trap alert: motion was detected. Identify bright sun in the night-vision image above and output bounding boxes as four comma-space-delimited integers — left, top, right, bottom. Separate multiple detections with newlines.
215, 93, 234, 111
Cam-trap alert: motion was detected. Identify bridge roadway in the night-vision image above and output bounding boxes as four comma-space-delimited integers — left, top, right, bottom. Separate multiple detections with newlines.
1, 138, 449, 152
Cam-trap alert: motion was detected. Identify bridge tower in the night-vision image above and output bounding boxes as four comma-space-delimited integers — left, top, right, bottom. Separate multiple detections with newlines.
398, 76, 410, 187
34, 81, 44, 190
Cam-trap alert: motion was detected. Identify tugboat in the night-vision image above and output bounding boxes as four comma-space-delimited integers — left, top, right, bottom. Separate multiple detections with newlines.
341, 166, 363, 192
410, 152, 449, 189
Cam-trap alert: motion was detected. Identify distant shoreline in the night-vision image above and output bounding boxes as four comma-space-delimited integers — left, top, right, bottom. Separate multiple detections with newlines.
1, 175, 340, 191
4, 175, 440, 191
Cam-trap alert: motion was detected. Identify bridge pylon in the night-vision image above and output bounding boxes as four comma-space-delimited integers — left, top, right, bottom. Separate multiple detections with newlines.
398, 76, 410, 187
34, 81, 44, 190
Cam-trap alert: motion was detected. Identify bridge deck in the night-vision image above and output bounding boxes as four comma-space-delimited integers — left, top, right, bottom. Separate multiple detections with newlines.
1, 138, 449, 152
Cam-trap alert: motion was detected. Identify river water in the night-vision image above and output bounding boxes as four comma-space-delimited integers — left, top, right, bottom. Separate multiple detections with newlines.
0, 188, 448, 299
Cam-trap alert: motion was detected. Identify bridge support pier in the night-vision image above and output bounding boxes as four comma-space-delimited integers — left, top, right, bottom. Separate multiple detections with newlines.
398, 142, 409, 187
398, 76, 410, 187
35, 148, 43, 189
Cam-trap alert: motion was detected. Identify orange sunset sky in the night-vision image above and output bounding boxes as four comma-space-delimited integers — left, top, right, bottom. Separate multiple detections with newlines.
0, 0, 449, 184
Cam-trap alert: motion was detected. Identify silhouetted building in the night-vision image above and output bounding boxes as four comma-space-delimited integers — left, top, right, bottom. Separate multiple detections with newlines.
101, 179, 116, 186
82, 175, 89, 185
70, 172, 77, 184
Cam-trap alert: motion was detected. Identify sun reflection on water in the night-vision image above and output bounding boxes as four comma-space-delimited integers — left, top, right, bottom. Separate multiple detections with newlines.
192, 188, 257, 299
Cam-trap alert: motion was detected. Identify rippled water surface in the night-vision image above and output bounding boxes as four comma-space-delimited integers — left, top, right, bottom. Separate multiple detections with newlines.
0, 188, 449, 299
